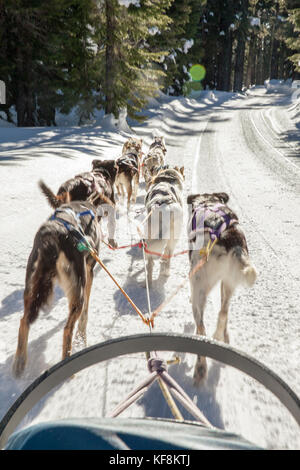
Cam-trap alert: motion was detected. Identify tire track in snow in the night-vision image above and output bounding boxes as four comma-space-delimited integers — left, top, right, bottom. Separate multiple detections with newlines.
202, 100, 300, 449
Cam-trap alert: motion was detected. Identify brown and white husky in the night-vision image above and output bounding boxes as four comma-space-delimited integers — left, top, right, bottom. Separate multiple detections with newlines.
187, 192, 257, 385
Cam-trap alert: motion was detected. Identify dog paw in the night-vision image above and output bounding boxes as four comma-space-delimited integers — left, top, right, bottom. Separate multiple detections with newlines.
159, 267, 170, 279
193, 359, 207, 386
108, 239, 118, 249
12, 355, 26, 378
224, 331, 230, 344
161, 270, 170, 278
213, 330, 230, 344
74, 331, 87, 349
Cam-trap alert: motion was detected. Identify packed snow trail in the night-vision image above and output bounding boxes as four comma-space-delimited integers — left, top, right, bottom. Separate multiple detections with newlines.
0, 87, 299, 449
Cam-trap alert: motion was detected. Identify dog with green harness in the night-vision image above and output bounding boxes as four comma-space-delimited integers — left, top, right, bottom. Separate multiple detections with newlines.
12, 201, 101, 378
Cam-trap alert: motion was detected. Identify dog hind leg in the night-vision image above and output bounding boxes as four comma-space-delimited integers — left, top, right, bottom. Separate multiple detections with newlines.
56, 254, 86, 360
62, 286, 85, 360
191, 285, 208, 386
159, 241, 172, 278
126, 180, 133, 211
75, 265, 93, 346
13, 253, 56, 378
132, 173, 139, 203
160, 208, 181, 278
12, 311, 30, 378
213, 281, 233, 344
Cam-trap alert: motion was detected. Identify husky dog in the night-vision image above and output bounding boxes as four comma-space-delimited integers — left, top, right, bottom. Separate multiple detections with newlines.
187, 192, 257, 385
39, 159, 118, 248
143, 166, 185, 287
143, 136, 167, 190
13, 200, 101, 377
115, 137, 143, 210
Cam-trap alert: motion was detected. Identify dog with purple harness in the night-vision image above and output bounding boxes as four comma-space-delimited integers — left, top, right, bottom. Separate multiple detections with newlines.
187, 192, 257, 385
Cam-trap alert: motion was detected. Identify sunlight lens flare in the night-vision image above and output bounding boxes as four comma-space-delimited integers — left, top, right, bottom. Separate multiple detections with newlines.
189, 64, 206, 82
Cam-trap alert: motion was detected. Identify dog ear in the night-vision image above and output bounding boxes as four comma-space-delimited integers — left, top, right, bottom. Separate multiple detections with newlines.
92, 159, 102, 169
161, 137, 167, 153
213, 192, 229, 203
187, 194, 199, 204
122, 141, 129, 152
180, 166, 184, 176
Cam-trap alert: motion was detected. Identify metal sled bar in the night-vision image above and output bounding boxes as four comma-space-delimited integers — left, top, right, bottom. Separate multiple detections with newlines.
1, 334, 299, 449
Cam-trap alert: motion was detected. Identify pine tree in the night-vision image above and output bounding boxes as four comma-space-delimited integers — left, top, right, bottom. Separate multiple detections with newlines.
233, 0, 250, 91
0, 0, 100, 126
98, 0, 173, 121
286, 1, 300, 74
146, 0, 206, 96
199, 0, 242, 91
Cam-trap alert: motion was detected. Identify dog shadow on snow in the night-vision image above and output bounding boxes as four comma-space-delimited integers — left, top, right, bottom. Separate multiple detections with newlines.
0, 319, 68, 431
112, 244, 168, 317
0, 286, 83, 435
138, 356, 225, 429
0, 286, 65, 320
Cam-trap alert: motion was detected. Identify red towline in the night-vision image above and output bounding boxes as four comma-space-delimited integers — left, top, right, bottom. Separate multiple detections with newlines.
104, 240, 188, 259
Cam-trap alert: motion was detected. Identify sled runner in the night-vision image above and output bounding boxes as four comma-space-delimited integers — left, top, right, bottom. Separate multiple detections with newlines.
1, 334, 299, 450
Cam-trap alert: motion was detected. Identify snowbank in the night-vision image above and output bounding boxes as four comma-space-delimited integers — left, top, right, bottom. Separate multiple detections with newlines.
0, 112, 15, 128
264, 78, 293, 94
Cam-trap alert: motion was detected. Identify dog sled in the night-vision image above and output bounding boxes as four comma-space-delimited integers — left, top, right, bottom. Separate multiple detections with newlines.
1, 333, 299, 450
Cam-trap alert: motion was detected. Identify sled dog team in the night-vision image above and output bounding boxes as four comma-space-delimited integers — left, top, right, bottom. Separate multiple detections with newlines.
13, 136, 257, 384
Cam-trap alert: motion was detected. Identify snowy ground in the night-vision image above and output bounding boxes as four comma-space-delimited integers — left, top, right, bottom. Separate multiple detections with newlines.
0, 85, 299, 450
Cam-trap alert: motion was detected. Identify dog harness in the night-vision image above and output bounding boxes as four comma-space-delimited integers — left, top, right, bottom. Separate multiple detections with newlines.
146, 184, 181, 207
115, 153, 139, 172
50, 207, 96, 252
153, 164, 169, 172
143, 151, 164, 170
76, 173, 107, 198
191, 203, 238, 242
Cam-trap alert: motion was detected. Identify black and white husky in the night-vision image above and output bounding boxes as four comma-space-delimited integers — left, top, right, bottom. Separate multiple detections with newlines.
143, 166, 185, 286
187, 192, 257, 385
142, 136, 167, 190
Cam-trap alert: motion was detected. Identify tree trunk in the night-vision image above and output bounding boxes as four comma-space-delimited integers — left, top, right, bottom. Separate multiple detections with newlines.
217, 30, 233, 91
270, 2, 280, 80
16, 33, 36, 126
234, 35, 246, 91
270, 38, 280, 79
246, 33, 256, 88
233, 0, 249, 91
16, 45, 26, 127
255, 37, 264, 85
105, 0, 117, 117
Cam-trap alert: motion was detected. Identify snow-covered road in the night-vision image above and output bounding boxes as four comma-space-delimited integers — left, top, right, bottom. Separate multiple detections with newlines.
0, 87, 299, 449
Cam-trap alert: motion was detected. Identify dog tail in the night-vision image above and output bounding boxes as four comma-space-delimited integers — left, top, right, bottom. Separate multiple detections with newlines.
38, 180, 69, 208
232, 246, 257, 287
24, 235, 59, 324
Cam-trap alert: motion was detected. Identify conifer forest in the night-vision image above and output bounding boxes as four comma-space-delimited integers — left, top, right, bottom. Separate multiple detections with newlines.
0, 0, 299, 126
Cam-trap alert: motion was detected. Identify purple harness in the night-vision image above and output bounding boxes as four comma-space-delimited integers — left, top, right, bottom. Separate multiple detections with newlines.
191, 203, 238, 241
